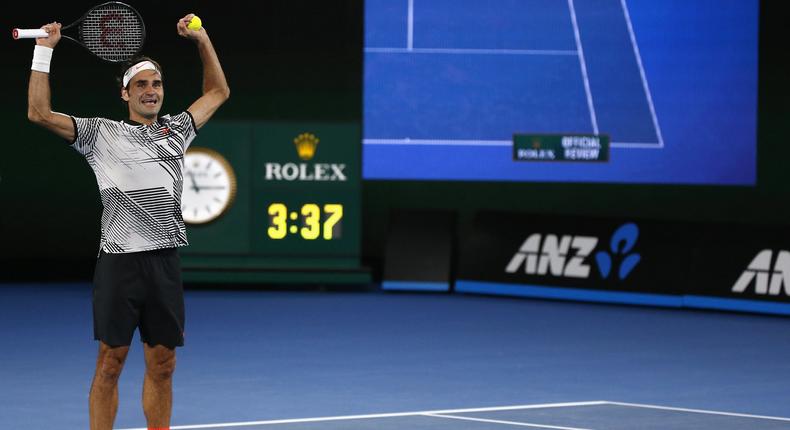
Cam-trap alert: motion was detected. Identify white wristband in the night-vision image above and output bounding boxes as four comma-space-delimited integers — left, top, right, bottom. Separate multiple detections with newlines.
31, 45, 53, 74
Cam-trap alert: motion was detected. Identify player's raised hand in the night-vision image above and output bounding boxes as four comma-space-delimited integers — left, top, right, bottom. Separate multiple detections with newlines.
36, 22, 61, 48
177, 13, 206, 42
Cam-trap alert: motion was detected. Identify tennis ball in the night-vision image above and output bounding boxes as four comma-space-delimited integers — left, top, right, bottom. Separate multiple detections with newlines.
187, 16, 202, 31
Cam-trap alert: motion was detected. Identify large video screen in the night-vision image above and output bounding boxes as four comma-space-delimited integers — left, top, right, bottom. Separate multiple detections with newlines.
362, 0, 758, 184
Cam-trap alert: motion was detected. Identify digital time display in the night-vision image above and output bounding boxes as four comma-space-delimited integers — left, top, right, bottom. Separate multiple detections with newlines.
267, 203, 344, 240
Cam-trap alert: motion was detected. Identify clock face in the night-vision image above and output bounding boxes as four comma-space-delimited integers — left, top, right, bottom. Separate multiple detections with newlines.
182, 147, 237, 224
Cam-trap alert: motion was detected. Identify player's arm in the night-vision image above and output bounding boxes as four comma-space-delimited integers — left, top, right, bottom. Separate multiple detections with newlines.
27, 22, 76, 142
177, 14, 230, 130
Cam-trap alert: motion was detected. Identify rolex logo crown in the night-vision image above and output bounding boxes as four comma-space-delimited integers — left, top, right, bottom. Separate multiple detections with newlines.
293, 133, 319, 161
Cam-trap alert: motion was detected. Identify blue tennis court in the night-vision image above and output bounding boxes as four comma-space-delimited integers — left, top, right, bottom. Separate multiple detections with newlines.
364, 0, 660, 146
2, 284, 790, 429
121, 402, 790, 429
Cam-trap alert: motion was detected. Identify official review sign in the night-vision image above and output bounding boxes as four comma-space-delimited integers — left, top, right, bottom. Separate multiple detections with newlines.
513, 134, 610, 162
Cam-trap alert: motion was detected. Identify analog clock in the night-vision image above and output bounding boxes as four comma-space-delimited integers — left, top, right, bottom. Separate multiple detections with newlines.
182, 147, 237, 224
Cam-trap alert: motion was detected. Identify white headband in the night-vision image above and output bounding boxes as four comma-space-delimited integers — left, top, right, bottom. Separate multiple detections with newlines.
122, 61, 161, 88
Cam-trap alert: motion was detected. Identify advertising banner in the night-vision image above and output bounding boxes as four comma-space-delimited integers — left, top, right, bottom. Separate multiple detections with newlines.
457, 212, 790, 315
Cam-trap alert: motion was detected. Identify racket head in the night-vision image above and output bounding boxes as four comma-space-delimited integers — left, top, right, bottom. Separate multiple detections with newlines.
76, 2, 146, 63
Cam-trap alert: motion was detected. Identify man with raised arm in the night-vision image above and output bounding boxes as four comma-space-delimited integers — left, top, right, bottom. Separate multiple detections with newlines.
27, 13, 229, 430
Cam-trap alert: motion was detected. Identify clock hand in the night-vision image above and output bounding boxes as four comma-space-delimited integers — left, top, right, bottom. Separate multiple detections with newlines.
187, 171, 201, 193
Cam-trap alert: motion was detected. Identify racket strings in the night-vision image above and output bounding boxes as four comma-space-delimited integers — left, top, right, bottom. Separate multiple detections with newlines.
80, 4, 144, 62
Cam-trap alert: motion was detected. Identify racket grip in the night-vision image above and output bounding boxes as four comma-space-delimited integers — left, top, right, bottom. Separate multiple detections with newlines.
12, 29, 49, 39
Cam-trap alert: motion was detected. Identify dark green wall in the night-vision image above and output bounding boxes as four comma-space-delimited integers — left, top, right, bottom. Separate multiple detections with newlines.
1, 1, 787, 280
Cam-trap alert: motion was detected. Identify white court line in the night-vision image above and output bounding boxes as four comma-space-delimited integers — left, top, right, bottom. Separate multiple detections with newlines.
424, 413, 594, 430
605, 401, 790, 422
619, 0, 665, 148
365, 47, 578, 56
363, 138, 660, 148
610, 141, 662, 148
566, 0, 599, 135
407, 0, 414, 50
364, 138, 511, 146
116, 401, 607, 430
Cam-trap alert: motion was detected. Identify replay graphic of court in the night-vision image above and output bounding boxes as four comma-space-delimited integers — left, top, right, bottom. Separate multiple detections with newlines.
363, 0, 757, 184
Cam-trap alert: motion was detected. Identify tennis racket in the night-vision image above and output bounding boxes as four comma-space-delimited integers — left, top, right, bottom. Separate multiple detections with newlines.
12, 1, 145, 63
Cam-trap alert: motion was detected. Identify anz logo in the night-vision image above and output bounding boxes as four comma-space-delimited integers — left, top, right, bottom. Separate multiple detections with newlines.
505, 223, 641, 281
732, 250, 790, 296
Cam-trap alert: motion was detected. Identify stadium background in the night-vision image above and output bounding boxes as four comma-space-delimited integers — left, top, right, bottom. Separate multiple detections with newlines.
0, 0, 787, 282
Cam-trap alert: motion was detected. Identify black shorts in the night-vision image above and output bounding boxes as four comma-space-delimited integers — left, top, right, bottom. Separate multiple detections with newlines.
93, 247, 185, 348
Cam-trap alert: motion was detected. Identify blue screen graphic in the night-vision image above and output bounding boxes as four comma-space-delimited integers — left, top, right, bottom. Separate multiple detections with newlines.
362, 0, 758, 184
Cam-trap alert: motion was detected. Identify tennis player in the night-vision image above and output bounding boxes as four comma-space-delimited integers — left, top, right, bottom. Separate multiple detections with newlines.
26, 14, 229, 430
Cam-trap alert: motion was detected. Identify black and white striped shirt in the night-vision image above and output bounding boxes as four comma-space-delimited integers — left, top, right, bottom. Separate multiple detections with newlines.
70, 112, 197, 253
